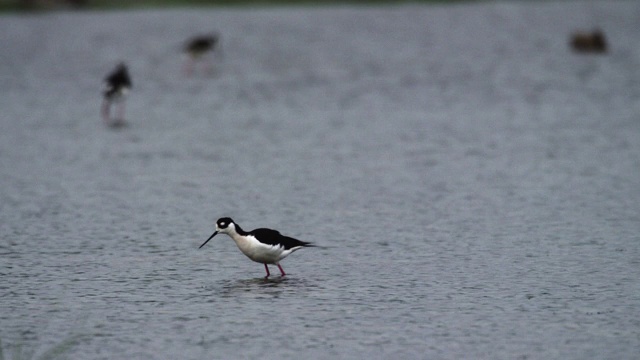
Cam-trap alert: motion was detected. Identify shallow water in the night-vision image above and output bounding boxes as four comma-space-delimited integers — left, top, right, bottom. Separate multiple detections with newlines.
1, 1, 640, 359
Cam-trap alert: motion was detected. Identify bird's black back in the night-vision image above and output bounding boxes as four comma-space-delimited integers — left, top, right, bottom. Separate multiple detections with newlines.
185, 35, 218, 54
105, 64, 132, 89
250, 228, 312, 250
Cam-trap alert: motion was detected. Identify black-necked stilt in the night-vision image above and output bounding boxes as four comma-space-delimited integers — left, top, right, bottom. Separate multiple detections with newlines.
570, 29, 607, 54
199, 217, 314, 277
183, 33, 220, 75
101, 62, 132, 126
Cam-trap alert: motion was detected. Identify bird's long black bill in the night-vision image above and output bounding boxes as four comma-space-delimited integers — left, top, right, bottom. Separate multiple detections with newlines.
199, 231, 218, 249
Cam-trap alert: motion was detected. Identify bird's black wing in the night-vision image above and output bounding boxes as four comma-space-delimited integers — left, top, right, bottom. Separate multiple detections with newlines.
251, 228, 312, 250
105, 66, 132, 88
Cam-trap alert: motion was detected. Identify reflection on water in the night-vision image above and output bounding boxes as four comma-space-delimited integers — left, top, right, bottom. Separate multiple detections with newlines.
215, 277, 316, 299
0, 334, 86, 360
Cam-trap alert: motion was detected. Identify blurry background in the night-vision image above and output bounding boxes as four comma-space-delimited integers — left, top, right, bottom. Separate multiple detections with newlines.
1, 0, 467, 11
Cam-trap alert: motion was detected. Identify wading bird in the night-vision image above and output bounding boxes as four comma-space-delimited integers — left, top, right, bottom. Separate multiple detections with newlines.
101, 62, 132, 127
183, 33, 220, 75
199, 217, 314, 278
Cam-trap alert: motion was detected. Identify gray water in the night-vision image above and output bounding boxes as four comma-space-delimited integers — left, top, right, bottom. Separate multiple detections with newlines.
1, 1, 640, 359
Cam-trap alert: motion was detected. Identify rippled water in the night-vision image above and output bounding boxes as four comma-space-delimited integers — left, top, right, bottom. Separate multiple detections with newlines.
1, 1, 640, 359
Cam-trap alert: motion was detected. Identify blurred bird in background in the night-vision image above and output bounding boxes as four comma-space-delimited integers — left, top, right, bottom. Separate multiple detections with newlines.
183, 33, 221, 75
101, 62, 132, 127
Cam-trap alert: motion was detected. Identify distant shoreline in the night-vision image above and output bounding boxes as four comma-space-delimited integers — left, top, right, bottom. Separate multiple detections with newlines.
1, 0, 471, 12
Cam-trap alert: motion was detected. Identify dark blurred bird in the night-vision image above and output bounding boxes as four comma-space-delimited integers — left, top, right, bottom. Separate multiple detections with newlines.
183, 33, 220, 75
570, 29, 607, 54
101, 63, 132, 127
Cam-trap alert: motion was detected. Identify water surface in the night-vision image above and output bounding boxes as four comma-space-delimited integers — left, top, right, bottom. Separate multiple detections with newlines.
1, 1, 639, 359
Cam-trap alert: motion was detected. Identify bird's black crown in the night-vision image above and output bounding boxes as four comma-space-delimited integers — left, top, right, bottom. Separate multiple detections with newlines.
216, 217, 234, 229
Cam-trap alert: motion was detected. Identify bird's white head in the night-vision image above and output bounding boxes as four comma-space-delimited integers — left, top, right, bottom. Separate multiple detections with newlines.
199, 217, 236, 249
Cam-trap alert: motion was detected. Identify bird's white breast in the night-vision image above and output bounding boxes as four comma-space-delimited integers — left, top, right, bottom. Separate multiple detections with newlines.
230, 234, 285, 264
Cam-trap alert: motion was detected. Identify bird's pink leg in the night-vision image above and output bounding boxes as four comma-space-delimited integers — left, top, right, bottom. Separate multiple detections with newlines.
277, 263, 286, 277
264, 264, 270, 278
101, 99, 111, 123
183, 58, 194, 76
203, 57, 213, 75
117, 101, 126, 122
